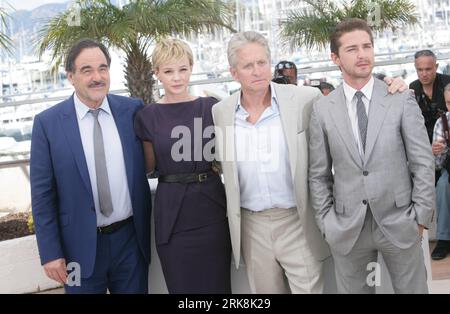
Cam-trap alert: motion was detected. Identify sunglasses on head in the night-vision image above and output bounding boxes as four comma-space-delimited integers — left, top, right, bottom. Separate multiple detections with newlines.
276, 61, 296, 70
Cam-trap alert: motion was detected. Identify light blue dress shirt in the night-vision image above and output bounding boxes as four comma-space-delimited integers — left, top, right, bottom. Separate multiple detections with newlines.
73, 93, 132, 227
234, 83, 297, 212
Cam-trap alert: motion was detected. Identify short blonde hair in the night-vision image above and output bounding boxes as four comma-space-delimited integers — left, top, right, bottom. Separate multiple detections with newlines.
152, 38, 194, 71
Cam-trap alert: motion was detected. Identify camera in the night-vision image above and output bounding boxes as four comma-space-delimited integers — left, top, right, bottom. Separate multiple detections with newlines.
309, 79, 321, 87
272, 75, 291, 84
273, 61, 297, 85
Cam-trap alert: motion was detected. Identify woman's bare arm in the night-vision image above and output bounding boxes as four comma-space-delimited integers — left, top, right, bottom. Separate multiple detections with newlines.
142, 141, 156, 175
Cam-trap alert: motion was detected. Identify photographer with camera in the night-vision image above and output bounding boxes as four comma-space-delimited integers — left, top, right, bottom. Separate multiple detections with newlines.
272, 60, 297, 85
410, 50, 450, 143
431, 83, 450, 260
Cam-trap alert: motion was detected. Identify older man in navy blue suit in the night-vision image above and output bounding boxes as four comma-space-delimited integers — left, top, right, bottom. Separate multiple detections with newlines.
30, 39, 151, 293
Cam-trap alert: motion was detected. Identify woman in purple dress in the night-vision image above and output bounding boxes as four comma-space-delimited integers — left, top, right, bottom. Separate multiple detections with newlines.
134, 39, 231, 293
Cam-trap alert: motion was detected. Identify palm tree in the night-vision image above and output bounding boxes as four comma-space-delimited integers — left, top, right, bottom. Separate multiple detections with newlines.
0, 6, 13, 54
280, 0, 418, 50
37, 0, 234, 104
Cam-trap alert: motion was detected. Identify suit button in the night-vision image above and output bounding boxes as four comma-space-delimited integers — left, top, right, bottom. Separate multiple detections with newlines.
363, 171, 369, 176
236, 213, 240, 218
362, 200, 368, 205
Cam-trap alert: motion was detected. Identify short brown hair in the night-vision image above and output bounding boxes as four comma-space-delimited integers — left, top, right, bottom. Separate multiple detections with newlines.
330, 18, 374, 55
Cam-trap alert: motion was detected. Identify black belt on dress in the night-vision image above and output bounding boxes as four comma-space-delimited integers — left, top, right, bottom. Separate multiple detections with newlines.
158, 171, 215, 184
97, 216, 133, 234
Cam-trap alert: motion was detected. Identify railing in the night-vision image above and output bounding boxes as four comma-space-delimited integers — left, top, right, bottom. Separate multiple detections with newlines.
3, 49, 450, 109
300, 53, 450, 73
4, 51, 450, 101
3, 52, 450, 168
0, 76, 234, 108
0, 159, 29, 167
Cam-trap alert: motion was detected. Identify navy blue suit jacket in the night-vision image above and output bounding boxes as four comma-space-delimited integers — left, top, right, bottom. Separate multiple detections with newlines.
30, 94, 152, 278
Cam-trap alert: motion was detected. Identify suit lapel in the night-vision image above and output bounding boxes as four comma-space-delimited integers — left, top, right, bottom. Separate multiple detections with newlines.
364, 79, 389, 164
221, 93, 240, 188
60, 95, 93, 195
275, 84, 298, 180
329, 87, 363, 168
108, 95, 135, 197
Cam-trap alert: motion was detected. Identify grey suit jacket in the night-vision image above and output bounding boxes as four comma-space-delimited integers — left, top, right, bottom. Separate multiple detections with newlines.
212, 83, 330, 268
309, 78, 435, 256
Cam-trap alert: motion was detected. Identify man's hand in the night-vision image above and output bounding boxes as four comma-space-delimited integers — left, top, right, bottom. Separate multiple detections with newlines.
43, 258, 67, 285
432, 140, 446, 156
384, 76, 408, 94
418, 224, 425, 238
212, 160, 222, 176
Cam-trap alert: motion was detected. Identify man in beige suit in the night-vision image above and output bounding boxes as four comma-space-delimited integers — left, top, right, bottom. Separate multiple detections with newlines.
212, 31, 330, 293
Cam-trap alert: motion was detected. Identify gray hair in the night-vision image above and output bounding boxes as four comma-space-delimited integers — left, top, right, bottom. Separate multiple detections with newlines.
414, 49, 436, 62
444, 83, 450, 93
227, 31, 271, 68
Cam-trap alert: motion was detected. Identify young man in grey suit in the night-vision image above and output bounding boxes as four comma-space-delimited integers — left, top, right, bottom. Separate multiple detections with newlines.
309, 18, 435, 294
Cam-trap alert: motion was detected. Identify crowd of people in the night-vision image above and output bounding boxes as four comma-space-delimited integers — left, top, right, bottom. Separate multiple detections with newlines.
29, 18, 449, 294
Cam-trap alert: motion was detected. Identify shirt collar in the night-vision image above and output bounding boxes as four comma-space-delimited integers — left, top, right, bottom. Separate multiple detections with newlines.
73, 92, 111, 120
235, 82, 279, 114
343, 76, 374, 103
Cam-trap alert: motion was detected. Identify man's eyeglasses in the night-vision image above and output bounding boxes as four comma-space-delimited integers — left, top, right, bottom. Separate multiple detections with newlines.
276, 61, 296, 70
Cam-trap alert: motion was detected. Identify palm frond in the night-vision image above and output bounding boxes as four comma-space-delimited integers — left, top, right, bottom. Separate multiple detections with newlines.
281, 0, 418, 50
0, 7, 13, 54
281, 11, 337, 50
280, 0, 343, 50
36, 0, 235, 103
130, 0, 235, 40
35, 0, 123, 70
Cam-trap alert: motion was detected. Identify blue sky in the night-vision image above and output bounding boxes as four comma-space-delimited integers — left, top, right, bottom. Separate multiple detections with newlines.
4, 0, 70, 11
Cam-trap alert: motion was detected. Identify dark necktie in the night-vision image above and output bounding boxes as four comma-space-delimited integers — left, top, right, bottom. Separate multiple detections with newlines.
355, 91, 368, 153
89, 109, 113, 217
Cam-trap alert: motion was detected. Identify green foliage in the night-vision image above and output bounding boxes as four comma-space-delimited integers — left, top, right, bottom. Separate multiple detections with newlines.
280, 0, 418, 50
0, 6, 13, 54
27, 214, 34, 234
37, 0, 235, 103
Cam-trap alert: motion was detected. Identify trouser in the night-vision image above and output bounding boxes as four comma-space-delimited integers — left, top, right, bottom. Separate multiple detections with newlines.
64, 220, 148, 294
241, 207, 323, 294
436, 169, 450, 240
331, 210, 428, 294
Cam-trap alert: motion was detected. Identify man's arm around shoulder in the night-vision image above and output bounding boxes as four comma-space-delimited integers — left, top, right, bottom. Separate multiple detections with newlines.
401, 90, 436, 229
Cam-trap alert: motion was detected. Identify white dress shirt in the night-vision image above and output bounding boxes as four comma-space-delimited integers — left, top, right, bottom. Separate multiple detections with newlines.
74, 93, 132, 227
234, 83, 297, 212
342, 77, 374, 157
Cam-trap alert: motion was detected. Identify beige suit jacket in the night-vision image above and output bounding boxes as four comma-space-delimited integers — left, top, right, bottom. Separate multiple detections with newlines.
212, 83, 330, 267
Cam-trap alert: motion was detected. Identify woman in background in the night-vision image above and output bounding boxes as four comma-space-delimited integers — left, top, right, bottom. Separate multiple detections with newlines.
134, 38, 231, 293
